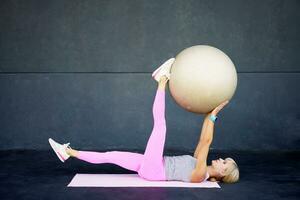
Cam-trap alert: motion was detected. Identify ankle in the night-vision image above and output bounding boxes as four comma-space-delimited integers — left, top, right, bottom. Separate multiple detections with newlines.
158, 84, 166, 90
65, 148, 72, 156
66, 147, 77, 157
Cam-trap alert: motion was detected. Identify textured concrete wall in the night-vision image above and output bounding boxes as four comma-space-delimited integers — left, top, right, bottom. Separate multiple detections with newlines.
0, 0, 299, 150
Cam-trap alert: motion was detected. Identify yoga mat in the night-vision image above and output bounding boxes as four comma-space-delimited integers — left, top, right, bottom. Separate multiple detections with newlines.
68, 174, 221, 188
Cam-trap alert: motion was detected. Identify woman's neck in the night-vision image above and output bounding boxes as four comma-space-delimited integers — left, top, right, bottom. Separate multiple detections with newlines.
207, 165, 220, 178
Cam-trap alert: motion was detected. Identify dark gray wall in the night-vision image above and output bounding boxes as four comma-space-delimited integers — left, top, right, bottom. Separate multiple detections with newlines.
0, 0, 299, 151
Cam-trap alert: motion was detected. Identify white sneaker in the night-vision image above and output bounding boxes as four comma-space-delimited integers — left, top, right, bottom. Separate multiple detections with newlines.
152, 58, 175, 82
48, 138, 71, 162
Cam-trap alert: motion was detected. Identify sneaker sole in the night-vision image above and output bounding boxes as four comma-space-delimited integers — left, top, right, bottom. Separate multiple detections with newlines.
151, 64, 164, 78
152, 58, 174, 81
48, 138, 66, 162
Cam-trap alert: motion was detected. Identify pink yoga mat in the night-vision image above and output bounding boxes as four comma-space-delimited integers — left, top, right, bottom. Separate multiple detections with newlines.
68, 174, 221, 188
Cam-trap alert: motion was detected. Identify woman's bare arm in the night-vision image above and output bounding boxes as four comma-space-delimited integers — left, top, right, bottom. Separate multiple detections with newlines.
191, 101, 230, 182
193, 100, 229, 158
193, 114, 211, 158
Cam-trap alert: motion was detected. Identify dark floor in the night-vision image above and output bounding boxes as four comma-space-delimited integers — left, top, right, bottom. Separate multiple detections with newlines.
0, 150, 299, 200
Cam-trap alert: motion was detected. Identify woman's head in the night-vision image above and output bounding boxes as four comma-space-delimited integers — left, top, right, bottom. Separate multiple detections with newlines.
211, 157, 239, 183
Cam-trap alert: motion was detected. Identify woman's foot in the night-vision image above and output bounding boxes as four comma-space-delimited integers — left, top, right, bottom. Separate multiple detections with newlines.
152, 58, 175, 82
48, 138, 71, 162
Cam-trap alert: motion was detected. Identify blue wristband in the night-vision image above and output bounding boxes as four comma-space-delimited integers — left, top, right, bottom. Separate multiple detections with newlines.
209, 114, 218, 123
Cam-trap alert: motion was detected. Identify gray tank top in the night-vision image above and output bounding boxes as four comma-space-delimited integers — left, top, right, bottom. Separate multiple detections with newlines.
163, 155, 209, 182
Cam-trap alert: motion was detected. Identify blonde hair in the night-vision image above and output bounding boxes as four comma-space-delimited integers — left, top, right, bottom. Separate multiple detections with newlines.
221, 158, 239, 183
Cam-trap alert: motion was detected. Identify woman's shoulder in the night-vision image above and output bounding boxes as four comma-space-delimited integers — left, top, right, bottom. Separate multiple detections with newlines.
190, 170, 210, 183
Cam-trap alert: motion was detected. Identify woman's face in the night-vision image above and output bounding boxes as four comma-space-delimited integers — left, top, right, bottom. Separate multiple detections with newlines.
211, 158, 234, 176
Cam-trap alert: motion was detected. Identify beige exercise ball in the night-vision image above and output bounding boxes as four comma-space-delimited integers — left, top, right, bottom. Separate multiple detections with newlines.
169, 45, 238, 114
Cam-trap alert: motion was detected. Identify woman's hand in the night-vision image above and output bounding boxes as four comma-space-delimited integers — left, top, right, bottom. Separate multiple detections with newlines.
211, 100, 229, 116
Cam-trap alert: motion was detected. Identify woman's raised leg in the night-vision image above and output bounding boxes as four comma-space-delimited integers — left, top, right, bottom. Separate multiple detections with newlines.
138, 76, 168, 181
64, 76, 169, 180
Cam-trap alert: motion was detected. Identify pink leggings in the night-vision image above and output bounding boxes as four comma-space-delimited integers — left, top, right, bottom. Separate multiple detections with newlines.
77, 89, 167, 181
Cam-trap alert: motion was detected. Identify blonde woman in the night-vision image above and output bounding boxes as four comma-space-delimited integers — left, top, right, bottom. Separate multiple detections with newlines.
49, 58, 239, 183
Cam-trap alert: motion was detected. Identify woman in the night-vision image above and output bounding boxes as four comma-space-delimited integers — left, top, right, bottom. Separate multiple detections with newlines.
49, 58, 239, 183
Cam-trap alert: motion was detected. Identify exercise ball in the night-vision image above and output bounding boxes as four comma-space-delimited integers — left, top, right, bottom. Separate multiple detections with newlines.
169, 45, 237, 114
